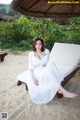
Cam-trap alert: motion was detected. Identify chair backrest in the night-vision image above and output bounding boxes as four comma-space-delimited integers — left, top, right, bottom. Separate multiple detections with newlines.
50, 42, 80, 66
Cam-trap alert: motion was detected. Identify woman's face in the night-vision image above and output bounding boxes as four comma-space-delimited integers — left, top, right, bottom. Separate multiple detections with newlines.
35, 40, 42, 51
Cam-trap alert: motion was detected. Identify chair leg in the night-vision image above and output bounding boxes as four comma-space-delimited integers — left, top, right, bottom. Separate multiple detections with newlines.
17, 80, 28, 90
17, 80, 22, 86
1, 57, 4, 62
25, 84, 28, 90
57, 92, 63, 98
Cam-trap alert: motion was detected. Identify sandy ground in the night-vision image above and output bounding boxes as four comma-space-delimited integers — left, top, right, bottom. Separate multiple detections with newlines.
0, 51, 80, 120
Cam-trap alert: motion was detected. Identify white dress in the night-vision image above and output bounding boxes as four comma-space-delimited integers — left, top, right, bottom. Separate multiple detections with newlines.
17, 49, 64, 104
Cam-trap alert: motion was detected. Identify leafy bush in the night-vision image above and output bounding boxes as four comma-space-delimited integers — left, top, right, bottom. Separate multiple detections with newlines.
0, 16, 80, 51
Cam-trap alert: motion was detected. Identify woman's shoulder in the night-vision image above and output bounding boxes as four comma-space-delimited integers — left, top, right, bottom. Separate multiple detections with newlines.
28, 51, 34, 56
44, 48, 50, 54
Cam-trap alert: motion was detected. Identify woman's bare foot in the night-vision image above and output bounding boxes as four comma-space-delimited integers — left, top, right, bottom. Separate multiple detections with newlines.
58, 86, 78, 99
63, 91, 78, 98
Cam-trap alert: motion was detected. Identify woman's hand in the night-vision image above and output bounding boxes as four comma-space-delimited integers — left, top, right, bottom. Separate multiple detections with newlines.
33, 77, 39, 86
30, 69, 39, 86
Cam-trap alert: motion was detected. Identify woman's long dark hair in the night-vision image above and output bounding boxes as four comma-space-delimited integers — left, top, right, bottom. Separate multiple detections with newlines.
32, 37, 45, 52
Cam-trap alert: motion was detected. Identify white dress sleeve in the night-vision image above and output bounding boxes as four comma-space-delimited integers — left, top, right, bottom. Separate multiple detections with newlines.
28, 52, 35, 70
45, 48, 50, 57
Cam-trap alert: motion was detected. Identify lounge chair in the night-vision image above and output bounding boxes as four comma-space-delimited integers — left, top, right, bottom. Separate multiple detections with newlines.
50, 42, 80, 97
17, 42, 80, 98
0, 52, 7, 62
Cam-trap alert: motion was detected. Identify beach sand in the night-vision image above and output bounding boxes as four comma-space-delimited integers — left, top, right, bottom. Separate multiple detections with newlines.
0, 51, 80, 120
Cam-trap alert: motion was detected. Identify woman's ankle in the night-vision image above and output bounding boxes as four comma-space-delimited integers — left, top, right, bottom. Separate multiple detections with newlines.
63, 91, 78, 98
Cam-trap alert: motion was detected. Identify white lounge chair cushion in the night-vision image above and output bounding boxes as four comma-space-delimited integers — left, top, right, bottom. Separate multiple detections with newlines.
50, 42, 80, 78
55, 63, 77, 78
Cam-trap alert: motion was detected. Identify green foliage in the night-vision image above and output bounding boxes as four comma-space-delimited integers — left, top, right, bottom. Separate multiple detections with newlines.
0, 16, 80, 51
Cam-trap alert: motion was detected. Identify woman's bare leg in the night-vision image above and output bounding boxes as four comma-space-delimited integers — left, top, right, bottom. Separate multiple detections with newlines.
58, 86, 78, 98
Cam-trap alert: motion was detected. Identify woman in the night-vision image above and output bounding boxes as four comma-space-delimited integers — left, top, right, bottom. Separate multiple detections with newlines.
17, 37, 78, 104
